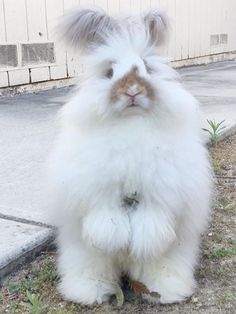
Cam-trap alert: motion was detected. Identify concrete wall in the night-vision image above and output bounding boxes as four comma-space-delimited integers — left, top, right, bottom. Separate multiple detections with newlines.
0, 0, 236, 88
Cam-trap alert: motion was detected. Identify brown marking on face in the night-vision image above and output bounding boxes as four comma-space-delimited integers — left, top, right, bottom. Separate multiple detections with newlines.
110, 66, 155, 103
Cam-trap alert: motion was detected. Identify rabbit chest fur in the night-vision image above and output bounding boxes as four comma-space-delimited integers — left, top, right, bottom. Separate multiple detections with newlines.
50, 110, 210, 258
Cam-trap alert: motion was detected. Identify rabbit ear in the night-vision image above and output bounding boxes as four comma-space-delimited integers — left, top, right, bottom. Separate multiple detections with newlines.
143, 10, 169, 46
58, 7, 118, 51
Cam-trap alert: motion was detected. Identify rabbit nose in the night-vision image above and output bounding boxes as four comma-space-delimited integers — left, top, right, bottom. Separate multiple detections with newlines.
125, 84, 142, 98
124, 91, 141, 98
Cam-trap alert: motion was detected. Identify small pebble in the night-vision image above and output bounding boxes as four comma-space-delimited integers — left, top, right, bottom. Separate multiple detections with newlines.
221, 164, 231, 171
229, 183, 236, 189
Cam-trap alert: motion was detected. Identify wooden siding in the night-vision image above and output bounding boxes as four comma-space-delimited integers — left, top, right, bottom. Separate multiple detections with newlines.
0, 0, 236, 87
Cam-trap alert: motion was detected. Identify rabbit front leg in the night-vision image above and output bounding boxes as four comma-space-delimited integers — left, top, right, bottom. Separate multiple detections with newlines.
129, 225, 200, 304
129, 204, 177, 259
82, 198, 131, 254
57, 225, 119, 305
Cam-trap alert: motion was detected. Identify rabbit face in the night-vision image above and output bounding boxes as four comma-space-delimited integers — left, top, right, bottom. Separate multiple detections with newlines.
78, 38, 173, 119
59, 7, 173, 119
89, 47, 157, 116
110, 63, 155, 112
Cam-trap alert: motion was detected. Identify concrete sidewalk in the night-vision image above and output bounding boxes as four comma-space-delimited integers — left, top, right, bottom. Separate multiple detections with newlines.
1, 61, 236, 280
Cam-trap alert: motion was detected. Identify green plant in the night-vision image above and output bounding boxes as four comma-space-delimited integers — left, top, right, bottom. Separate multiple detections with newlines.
55, 310, 75, 314
217, 196, 234, 212
31, 258, 57, 286
212, 159, 222, 175
203, 119, 226, 145
209, 246, 236, 259
25, 290, 48, 314
218, 291, 235, 305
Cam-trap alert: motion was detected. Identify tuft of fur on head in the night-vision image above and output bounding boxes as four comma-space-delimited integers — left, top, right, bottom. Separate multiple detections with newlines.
58, 7, 119, 52
56, 7, 176, 123
58, 7, 169, 53
143, 10, 169, 46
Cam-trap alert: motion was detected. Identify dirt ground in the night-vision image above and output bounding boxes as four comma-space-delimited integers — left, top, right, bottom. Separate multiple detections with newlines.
1, 134, 236, 314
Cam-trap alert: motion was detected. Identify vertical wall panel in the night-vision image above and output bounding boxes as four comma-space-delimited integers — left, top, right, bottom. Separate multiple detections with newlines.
94, 0, 108, 10
188, 0, 197, 58
198, 0, 206, 57
63, 0, 80, 78
0, 0, 6, 42
209, 0, 221, 55
64, 0, 79, 11
228, 0, 236, 51
175, 0, 188, 60
202, 0, 211, 57
158, 0, 168, 56
80, 0, 94, 5
218, 0, 228, 53
46, 0, 66, 65
1, 0, 236, 87
150, 0, 160, 8
159, 0, 168, 14
26, 0, 47, 42
141, 0, 151, 10
4, 0, 28, 42
130, 0, 141, 12
194, 0, 202, 57
45, 0, 63, 39
108, 0, 119, 14
166, 0, 176, 61
120, 0, 131, 12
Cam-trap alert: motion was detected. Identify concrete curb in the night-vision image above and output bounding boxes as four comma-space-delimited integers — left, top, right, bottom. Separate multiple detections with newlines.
0, 228, 56, 284
216, 124, 236, 144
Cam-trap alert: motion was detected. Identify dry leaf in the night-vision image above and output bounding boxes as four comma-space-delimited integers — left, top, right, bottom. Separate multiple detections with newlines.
129, 279, 160, 298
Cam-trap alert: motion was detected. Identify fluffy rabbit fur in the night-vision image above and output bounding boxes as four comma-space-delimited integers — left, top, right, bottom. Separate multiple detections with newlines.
47, 7, 212, 305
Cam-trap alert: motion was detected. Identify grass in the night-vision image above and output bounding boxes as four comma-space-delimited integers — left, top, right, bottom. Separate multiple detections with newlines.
217, 196, 231, 209
204, 245, 236, 259
25, 291, 49, 314
211, 158, 222, 175
6, 258, 57, 295
216, 195, 235, 213
1, 257, 58, 314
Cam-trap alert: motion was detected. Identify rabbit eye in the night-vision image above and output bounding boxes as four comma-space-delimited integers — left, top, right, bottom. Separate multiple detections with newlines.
105, 68, 114, 79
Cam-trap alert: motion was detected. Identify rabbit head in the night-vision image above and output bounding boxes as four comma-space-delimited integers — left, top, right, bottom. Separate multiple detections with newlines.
59, 7, 180, 121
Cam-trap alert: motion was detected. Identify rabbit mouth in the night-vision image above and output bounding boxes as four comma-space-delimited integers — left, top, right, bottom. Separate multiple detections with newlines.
128, 102, 139, 107
127, 98, 141, 107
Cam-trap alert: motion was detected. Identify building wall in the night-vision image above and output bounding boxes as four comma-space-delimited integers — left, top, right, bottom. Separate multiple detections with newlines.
0, 0, 236, 88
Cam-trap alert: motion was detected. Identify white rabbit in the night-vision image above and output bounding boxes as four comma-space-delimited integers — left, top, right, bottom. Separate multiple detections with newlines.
47, 7, 212, 305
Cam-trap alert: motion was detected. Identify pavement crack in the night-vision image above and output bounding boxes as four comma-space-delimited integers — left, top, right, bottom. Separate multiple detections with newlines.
0, 213, 54, 229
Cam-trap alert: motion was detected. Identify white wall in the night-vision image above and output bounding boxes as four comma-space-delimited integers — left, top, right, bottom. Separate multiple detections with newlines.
0, 0, 236, 88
